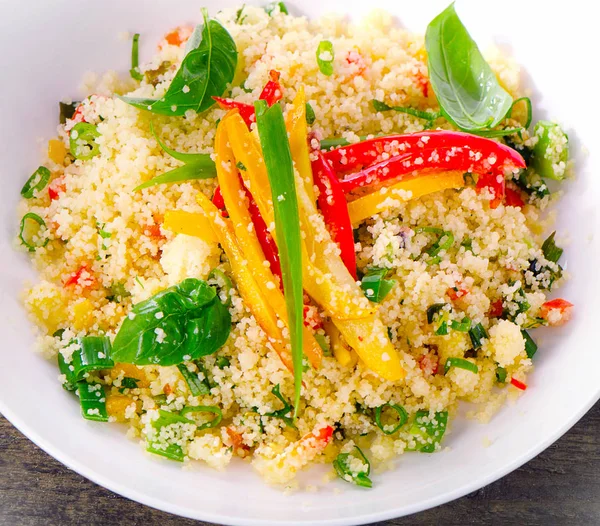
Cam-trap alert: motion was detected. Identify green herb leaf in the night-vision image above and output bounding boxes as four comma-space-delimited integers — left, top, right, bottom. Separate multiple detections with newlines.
374, 402, 408, 435
425, 4, 512, 131
19, 212, 49, 252
130, 33, 143, 81
360, 268, 396, 303
521, 329, 537, 359
468, 322, 488, 349
70, 123, 101, 160
264, 384, 296, 429
427, 303, 448, 324
255, 100, 304, 418
496, 366, 507, 383
541, 231, 563, 264
372, 99, 441, 122
111, 278, 231, 366
530, 121, 569, 180
435, 320, 449, 335
120, 377, 139, 389
265, 1, 289, 15
316, 40, 334, 76
305, 102, 316, 125
107, 282, 130, 303
444, 357, 478, 375
408, 410, 448, 452
21, 166, 51, 198
216, 356, 230, 369
177, 363, 210, 396
333, 446, 372, 488
121, 10, 237, 116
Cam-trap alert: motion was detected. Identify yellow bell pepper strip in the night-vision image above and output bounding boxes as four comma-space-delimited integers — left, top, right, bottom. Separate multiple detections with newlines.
347, 171, 465, 226
324, 321, 358, 368
162, 210, 218, 243
285, 87, 315, 202
196, 192, 294, 372
214, 116, 322, 369
224, 109, 404, 381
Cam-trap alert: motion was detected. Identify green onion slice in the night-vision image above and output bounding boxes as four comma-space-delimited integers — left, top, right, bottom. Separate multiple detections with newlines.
333, 446, 372, 488
372, 99, 441, 122
78, 382, 109, 422
19, 212, 49, 252
496, 366, 507, 383
521, 329, 537, 359
435, 320, 449, 335
180, 405, 223, 431
120, 377, 139, 389
265, 1, 289, 15
305, 102, 316, 125
541, 231, 563, 264
444, 357, 478, 375
408, 410, 448, 453
374, 402, 408, 435
468, 322, 488, 349
416, 227, 454, 263
130, 33, 143, 81
177, 363, 210, 397
316, 40, 334, 76
146, 443, 185, 462
69, 122, 101, 160
255, 100, 304, 418
216, 356, 230, 369
21, 166, 51, 198
427, 303, 448, 324
450, 316, 471, 332
360, 268, 396, 303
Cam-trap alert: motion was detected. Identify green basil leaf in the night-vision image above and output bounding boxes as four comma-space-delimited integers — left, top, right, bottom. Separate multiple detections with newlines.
112, 278, 231, 365
122, 9, 237, 116
425, 4, 512, 131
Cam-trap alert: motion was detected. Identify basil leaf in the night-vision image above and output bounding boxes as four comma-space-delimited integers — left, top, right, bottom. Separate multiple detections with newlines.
425, 4, 512, 131
122, 9, 237, 116
112, 278, 231, 365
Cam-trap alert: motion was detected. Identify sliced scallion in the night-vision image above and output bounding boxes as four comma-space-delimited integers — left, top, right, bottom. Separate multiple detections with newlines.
255, 100, 304, 418
120, 377, 139, 389
216, 356, 230, 369
374, 402, 408, 435
130, 33, 143, 81
372, 99, 441, 122
450, 316, 471, 332
57, 352, 77, 391
360, 268, 396, 303
314, 333, 330, 355
444, 357, 478, 375
70, 122, 101, 160
146, 443, 185, 462
427, 303, 448, 324
19, 212, 49, 252
408, 410, 448, 453
78, 382, 109, 422
416, 227, 454, 264
507, 97, 533, 130
435, 320, 449, 335
333, 446, 372, 488
264, 384, 296, 429
177, 363, 210, 396
180, 405, 222, 431
316, 40, 334, 76
71, 336, 114, 382
21, 166, 51, 198
468, 322, 488, 349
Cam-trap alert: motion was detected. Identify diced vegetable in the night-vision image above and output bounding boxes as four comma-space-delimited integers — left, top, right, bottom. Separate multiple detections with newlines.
541, 231, 563, 264
496, 366, 507, 383
69, 123, 101, 160
78, 382, 109, 422
444, 357, 478, 375
510, 378, 527, 390
450, 317, 471, 332
305, 102, 316, 125
531, 121, 569, 180
374, 403, 408, 435
316, 40, 334, 76
21, 166, 51, 198
521, 329, 537, 359
360, 268, 395, 303
19, 212, 49, 252
427, 303, 448, 324
333, 446, 372, 488
409, 410, 448, 452
468, 322, 488, 349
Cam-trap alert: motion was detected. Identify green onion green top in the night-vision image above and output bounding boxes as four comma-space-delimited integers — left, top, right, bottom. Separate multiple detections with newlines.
130, 33, 143, 81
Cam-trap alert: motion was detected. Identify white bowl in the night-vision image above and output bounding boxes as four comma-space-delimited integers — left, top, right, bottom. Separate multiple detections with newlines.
1, 0, 599, 524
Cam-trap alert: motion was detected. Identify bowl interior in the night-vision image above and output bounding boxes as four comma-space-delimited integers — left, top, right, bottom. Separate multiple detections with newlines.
0, 1, 599, 524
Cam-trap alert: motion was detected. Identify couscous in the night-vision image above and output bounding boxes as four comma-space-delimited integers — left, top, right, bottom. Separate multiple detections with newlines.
17, 3, 573, 489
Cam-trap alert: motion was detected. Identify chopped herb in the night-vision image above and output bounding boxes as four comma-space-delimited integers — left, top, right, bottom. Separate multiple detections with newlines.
130, 33, 143, 81
180, 405, 222, 431
468, 323, 488, 349
208, 267, 234, 307
333, 446, 372, 488
120, 377, 139, 389
106, 282, 130, 303
415, 227, 454, 264
305, 102, 316, 125
444, 357, 478, 375
314, 333, 330, 355
450, 316, 471, 332
236, 161, 247, 171
408, 410, 448, 453
235, 5, 246, 23
435, 321, 449, 335
427, 303, 448, 324
216, 356, 230, 369
374, 402, 408, 435
372, 99, 440, 122
316, 40, 334, 76
78, 382, 109, 422
264, 384, 296, 429
177, 363, 210, 396
21, 166, 51, 198
522, 329, 538, 359
360, 268, 396, 303
542, 231, 563, 264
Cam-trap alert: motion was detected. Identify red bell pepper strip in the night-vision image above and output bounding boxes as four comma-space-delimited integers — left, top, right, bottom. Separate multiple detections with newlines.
323, 132, 525, 198
504, 187, 525, 208
212, 185, 225, 209
312, 151, 357, 279
242, 183, 282, 283
489, 299, 504, 318
510, 378, 527, 391
259, 70, 283, 107
476, 171, 505, 209
214, 71, 283, 128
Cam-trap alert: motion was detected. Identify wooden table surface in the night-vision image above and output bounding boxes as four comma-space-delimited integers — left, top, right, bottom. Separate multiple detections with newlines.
1, 404, 599, 526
